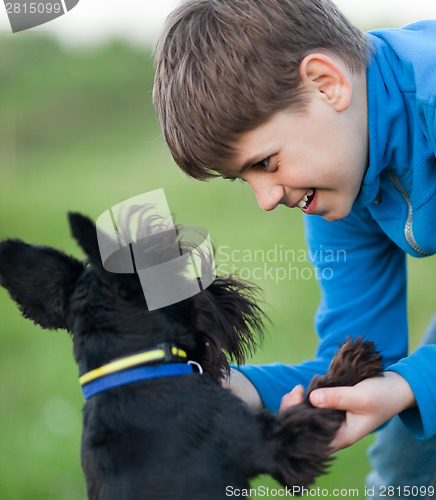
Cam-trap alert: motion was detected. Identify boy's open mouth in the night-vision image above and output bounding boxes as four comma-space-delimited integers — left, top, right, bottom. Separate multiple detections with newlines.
297, 189, 316, 211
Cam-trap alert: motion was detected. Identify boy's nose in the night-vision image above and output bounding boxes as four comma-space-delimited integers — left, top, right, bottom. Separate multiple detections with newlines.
251, 184, 284, 211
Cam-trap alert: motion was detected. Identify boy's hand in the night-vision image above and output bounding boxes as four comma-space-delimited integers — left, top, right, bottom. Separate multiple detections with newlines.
280, 372, 416, 453
279, 384, 305, 409
222, 368, 264, 411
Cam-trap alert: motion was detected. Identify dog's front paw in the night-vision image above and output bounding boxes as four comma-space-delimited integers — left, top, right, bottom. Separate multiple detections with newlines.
265, 405, 341, 490
308, 338, 383, 393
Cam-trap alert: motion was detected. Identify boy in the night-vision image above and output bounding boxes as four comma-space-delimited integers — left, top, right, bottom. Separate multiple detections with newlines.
153, 0, 436, 496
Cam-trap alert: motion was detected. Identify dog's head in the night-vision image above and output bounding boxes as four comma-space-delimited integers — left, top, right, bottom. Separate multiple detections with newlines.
0, 212, 264, 382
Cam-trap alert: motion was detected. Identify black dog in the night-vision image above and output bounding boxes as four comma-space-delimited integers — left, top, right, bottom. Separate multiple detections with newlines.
0, 213, 382, 499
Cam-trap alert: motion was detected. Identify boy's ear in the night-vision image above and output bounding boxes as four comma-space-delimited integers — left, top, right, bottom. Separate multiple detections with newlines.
299, 53, 352, 112
0, 239, 84, 330
190, 277, 264, 381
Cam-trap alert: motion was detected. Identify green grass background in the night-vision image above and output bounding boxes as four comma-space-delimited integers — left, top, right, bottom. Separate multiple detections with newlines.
0, 35, 435, 499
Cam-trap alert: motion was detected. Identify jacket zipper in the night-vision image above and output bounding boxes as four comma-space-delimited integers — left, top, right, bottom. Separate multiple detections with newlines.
388, 171, 432, 256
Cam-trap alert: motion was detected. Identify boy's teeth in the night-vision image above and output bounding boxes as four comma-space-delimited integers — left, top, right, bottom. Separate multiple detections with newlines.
297, 189, 315, 209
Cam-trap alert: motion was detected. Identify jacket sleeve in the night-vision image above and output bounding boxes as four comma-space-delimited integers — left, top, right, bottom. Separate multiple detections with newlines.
387, 345, 436, 440
236, 207, 409, 412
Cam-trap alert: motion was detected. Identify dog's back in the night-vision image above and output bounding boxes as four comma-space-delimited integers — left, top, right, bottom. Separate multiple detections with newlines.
0, 212, 383, 499
81, 376, 278, 499
0, 213, 272, 499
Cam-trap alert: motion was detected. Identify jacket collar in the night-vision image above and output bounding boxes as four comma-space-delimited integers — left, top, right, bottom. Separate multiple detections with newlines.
354, 32, 410, 209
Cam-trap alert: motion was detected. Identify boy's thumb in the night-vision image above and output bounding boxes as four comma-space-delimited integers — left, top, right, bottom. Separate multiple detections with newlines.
309, 387, 354, 410
310, 389, 326, 407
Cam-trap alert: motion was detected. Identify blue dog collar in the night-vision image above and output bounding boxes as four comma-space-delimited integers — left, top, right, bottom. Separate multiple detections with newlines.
81, 363, 195, 400
80, 343, 203, 400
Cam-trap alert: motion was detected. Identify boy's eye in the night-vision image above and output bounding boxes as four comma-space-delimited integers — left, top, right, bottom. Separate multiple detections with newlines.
253, 157, 269, 170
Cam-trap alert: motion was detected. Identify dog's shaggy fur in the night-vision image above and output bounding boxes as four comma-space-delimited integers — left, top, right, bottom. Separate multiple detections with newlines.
0, 213, 383, 499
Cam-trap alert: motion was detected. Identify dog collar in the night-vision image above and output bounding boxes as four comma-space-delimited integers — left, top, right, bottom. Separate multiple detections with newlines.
80, 343, 201, 400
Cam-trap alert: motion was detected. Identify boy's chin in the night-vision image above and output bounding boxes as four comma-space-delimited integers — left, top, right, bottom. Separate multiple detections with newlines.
320, 205, 352, 222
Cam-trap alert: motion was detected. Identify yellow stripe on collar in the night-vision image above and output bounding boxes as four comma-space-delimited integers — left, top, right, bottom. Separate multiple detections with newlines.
79, 346, 188, 386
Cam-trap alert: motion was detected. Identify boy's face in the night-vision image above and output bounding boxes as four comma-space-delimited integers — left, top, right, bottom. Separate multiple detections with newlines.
219, 90, 368, 222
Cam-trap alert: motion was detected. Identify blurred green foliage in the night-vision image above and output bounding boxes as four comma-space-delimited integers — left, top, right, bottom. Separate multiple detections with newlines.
0, 35, 435, 499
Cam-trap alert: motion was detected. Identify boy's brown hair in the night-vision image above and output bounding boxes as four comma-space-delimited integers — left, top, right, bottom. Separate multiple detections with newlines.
153, 0, 370, 180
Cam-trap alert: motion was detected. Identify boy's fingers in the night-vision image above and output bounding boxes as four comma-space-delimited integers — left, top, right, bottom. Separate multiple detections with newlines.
309, 386, 364, 411
280, 384, 305, 411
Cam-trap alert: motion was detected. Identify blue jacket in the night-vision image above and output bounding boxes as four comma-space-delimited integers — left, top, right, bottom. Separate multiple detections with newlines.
237, 21, 436, 440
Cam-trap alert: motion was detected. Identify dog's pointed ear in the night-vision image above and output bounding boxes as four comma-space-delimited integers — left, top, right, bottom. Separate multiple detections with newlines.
191, 277, 265, 380
0, 239, 84, 330
68, 212, 102, 269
